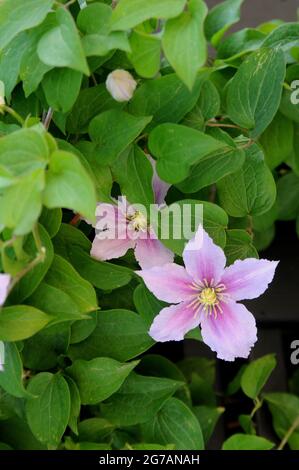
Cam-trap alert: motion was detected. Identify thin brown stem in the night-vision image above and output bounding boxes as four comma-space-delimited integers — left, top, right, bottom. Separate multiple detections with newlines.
70, 213, 81, 226
43, 107, 53, 131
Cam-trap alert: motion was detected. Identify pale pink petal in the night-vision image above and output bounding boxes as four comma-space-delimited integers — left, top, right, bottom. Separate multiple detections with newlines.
134, 237, 174, 269
136, 263, 194, 303
0, 274, 11, 306
149, 301, 200, 342
221, 258, 279, 301
91, 237, 135, 262
147, 154, 171, 205
183, 226, 226, 285
200, 301, 257, 361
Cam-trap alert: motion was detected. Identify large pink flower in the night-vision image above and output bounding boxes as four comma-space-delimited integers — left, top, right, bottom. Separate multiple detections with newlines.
91, 156, 173, 269
137, 226, 278, 361
0, 273, 11, 307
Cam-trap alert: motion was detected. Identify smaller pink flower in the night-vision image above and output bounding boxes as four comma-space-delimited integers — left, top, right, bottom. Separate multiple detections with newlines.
0, 273, 11, 307
91, 155, 173, 269
91, 197, 173, 269
136, 226, 279, 361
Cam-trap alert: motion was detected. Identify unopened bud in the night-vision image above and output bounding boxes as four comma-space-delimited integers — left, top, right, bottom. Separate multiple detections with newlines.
106, 69, 137, 102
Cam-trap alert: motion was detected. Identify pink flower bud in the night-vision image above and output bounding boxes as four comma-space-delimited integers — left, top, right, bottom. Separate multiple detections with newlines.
105, 69, 137, 102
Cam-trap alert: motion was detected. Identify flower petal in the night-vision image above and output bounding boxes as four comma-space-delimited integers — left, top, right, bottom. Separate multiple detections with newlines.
149, 301, 200, 342
136, 263, 194, 303
200, 301, 257, 361
221, 258, 279, 301
134, 236, 174, 269
0, 273, 11, 307
183, 225, 226, 285
147, 154, 171, 205
91, 202, 136, 261
91, 237, 135, 261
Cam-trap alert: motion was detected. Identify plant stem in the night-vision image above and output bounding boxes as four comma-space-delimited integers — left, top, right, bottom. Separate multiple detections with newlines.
250, 397, 263, 419
207, 122, 243, 130
43, 107, 53, 131
278, 415, 299, 450
2, 105, 24, 126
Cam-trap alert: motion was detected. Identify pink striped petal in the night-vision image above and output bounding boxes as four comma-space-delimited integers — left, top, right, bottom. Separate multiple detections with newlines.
91, 237, 135, 261
136, 263, 194, 303
147, 154, 171, 205
134, 236, 174, 269
0, 274, 11, 306
200, 301, 257, 361
149, 301, 200, 342
183, 226, 226, 285
221, 258, 279, 301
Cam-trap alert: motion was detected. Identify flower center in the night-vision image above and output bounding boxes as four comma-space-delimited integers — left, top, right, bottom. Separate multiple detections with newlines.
128, 211, 148, 232
189, 279, 229, 319
199, 287, 217, 306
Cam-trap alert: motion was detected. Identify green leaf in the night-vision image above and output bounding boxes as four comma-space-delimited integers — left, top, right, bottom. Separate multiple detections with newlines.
68, 310, 153, 362
45, 255, 98, 314
112, 145, 154, 207
197, 80, 221, 121
70, 314, 97, 345
227, 48, 286, 137
262, 22, 299, 49
111, 0, 186, 31
20, 14, 56, 97
0, 127, 49, 177
77, 2, 112, 35
264, 393, 299, 449
134, 284, 166, 326
204, 0, 244, 46
280, 89, 299, 124
224, 229, 258, 265
217, 28, 265, 60
37, 8, 89, 75
193, 406, 224, 444
67, 246, 133, 291
88, 110, 151, 166
0, 0, 54, 50
128, 30, 160, 78
39, 208, 62, 239
0, 416, 46, 450
277, 172, 299, 220
149, 123, 227, 184
83, 32, 130, 57
67, 357, 138, 405
65, 376, 81, 436
42, 68, 82, 114
141, 397, 204, 450
77, 417, 114, 442
159, 199, 228, 255
222, 434, 274, 450
217, 144, 276, 217
128, 72, 207, 128
66, 83, 123, 134
101, 373, 182, 426
259, 112, 293, 169
0, 32, 28, 101
177, 130, 245, 192
0, 305, 50, 341
241, 354, 276, 399
52, 223, 91, 260
0, 169, 44, 235
22, 323, 70, 370
26, 373, 70, 447
10, 224, 54, 303
43, 150, 97, 223
162, 0, 207, 90
239, 414, 256, 435
178, 357, 216, 406
0, 342, 29, 398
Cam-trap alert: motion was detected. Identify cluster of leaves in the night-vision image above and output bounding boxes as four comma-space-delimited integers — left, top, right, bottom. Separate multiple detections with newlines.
0, 0, 299, 450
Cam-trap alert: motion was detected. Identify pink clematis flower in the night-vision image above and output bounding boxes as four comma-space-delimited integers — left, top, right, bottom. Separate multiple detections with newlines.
91, 156, 173, 269
0, 273, 11, 307
137, 226, 279, 361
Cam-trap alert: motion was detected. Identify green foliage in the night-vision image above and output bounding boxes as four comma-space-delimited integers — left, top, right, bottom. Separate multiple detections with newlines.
0, 0, 296, 452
